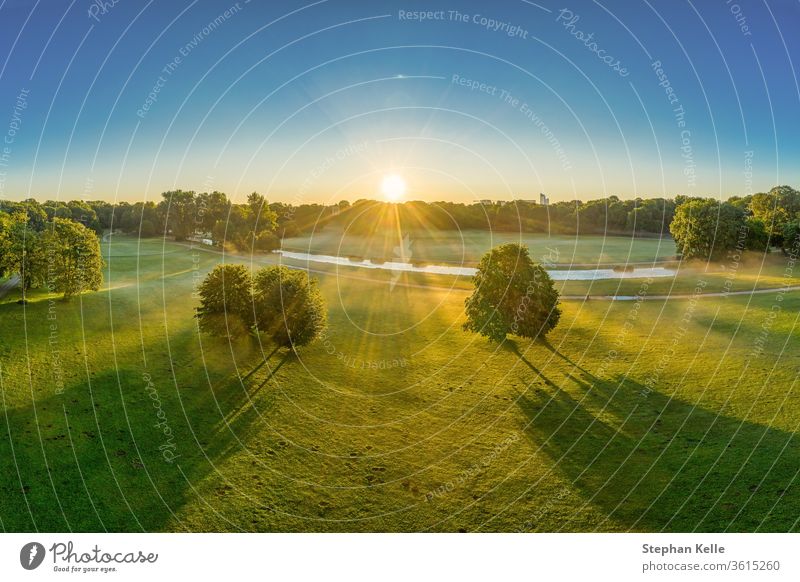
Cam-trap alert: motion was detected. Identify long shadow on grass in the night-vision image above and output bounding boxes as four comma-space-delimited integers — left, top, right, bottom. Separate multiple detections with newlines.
0, 342, 294, 532
516, 371, 800, 532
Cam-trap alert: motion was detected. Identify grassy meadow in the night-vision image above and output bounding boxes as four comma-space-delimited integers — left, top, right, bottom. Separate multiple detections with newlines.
0, 235, 799, 532
282, 228, 678, 266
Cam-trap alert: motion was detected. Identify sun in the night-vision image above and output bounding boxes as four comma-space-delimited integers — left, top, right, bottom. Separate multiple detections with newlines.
380, 174, 406, 201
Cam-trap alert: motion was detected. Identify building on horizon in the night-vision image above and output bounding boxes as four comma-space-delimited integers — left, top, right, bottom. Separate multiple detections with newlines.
539, 192, 550, 206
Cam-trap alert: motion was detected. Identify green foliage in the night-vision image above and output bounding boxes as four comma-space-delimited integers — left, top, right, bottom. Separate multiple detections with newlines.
139, 219, 156, 238
463, 243, 561, 342
159, 190, 196, 241
40, 218, 104, 299
195, 191, 229, 232
670, 199, 746, 260
782, 221, 800, 256
252, 265, 327, 349
2, 211, 44, 292
254, 231, 280, 251
744, 217, 770, 252
749, 186, 800, 243
0, 212, 10, 278
115, 201, 160, 235
626, 198, 676, 235
196, 264, 254, 338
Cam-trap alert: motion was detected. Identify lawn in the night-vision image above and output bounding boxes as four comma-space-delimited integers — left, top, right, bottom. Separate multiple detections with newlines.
282, 228, 677, 266
0, 236, 798, 532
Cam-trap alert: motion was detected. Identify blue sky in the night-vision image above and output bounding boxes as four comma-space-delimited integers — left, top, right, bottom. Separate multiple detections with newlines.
0, 0, 797, 203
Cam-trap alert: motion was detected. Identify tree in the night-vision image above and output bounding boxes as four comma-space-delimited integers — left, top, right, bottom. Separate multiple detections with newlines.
139, 219, 156, 238
212, 205, 249, 248
744, 217, 770, 252
254, 231, 280, 251
2, 211, 44, 295
195, 191, 229, 233
196, 264, 254, 338
40, 218, 104, 299
0, 211, 12, 278
159, 190, 196, 241
252, 265, 326, 349
670, 199, 745, 261
246, 191, 278, 244
749, 186, 800, 244
67, 200, 102, 233
463, 243, 561, 342
782, 221, 800, 256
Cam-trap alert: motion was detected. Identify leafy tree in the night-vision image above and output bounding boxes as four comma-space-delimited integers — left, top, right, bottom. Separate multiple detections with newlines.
254, 231, 280, 251
749, 186, 800, 244
67, 200, 102, 233
87, 200, 115, 230
40, 218, 104, 299
252, 265, 326, 349
782, 221, 800, 256
744, 217, 770, 252
670, 199, 746, 260
626, 198, 675, 235
0, 212, 11, 278
212, 205, 249, 248
139, 219, 156, 238
159, 190, 196, 241
196, 264, 254, 338
246, 191, 278, 241
119, 201, 160, 235
463, 243, 561, 342
195, 191, 230, 233
2, 211, 44, 295
277, 219, 300, 239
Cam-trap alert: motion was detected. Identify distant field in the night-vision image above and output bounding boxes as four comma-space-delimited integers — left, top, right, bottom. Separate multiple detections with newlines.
1, 235, 798, 532
282, 229, 677, 266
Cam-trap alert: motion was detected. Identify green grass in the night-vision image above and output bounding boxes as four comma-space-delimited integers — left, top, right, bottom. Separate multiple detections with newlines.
282, 228, 677, 266
0, 236, 798, 532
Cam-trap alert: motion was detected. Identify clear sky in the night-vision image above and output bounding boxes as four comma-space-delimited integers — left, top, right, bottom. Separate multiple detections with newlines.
0, 0, 797, 204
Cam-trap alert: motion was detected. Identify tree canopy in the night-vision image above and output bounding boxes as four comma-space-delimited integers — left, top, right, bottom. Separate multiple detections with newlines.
670, 199, 747, 261
252, 265, 327, 349
463, 243, 561, 342
196, 264, 254, 338
40, 218, 104, 299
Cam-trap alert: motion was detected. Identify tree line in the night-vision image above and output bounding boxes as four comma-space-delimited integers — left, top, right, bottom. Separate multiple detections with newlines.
4, 187, 796, 251
2, 184, 799, 302
670, 185, 800, 259
0, 191, 680, 254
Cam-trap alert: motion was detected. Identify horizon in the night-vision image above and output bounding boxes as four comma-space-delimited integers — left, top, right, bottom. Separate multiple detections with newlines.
0, 0, 797, 204
2, 185, 792, 207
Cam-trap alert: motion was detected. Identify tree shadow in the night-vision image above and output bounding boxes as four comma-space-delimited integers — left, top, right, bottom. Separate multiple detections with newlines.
238, 344, 281, 381
516, 369, 800, 532
0, 340, 294, 532
503, 339, 562, 392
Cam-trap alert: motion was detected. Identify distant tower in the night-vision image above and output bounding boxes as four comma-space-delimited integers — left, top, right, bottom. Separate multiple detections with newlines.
539, 192, 549, 206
